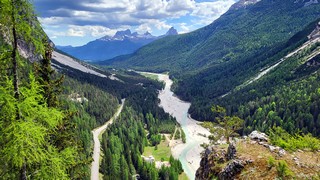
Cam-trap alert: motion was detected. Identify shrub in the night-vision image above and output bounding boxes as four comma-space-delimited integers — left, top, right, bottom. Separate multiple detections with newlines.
267, 156, 276, 170
276, 160, 294, 178
269, 126, 320, 151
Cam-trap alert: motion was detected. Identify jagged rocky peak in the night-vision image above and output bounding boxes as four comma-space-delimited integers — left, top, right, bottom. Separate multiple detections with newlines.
229, 0, 261, 10
99, 27, 178, 42
132, 32, 139, 36
144, 31, 151, 35
165, 27, 178, 36
113, 29, 132, 39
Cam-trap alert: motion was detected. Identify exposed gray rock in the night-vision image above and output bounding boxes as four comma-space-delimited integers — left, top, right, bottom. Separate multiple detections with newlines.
218, 160, 245, 180
308, 21, 320, 40
269, 145, 277, 152
229, 0, 261, 10
196, 144, 248, 180
196, 147, 217, 180
278, 149, 286, 157
226, 143, 237, 161
246, 159, 254, 164
249, 130, 269, 142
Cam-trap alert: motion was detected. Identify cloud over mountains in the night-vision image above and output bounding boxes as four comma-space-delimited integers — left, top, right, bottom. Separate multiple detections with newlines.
34, 0, 237, 45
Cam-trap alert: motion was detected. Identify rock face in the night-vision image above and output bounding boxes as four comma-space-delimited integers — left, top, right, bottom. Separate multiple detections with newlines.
229, 0, 261, 10
17, 39, 42, 62
195, 148, 216, 179
226, 143, 237, 161
249, 130, 269, 142
196, 144, 245, 180
308, 21, 320, 40
218, 160, 245, 180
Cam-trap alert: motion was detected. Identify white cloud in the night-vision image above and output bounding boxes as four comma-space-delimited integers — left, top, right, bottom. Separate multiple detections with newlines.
34, 0, 237, 45
166, 0, 196, 12
67, 28, 85, 37
178, 23, 190, 34
136, 24, 152, 34
66, 25, 133, 38
191, 0, 237, 25
38, 17, 65, 25
154, 21, 172, 30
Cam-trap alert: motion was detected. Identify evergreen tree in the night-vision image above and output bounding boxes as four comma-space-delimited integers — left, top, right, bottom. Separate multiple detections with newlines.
0, 0, 78, 179
210, 105, 244, 144
0, 74, 77, 179
35, 40, 64, 108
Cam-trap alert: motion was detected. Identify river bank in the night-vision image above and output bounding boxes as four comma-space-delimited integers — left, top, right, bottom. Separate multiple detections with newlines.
142, 72, 211, 180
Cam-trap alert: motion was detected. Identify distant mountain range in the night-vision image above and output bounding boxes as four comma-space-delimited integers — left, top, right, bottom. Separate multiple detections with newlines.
98, 0, 320, 125
57, 27, 178, 61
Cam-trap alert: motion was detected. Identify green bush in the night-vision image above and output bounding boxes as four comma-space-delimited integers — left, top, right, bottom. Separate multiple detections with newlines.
267, 156, 276, 170
174, 129, 181, 140
276, 160, 294, 178
181, 130, 186, 143
269, 127, 320, 151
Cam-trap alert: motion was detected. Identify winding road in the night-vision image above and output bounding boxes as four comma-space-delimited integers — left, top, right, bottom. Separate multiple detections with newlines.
91, 99, 125, 180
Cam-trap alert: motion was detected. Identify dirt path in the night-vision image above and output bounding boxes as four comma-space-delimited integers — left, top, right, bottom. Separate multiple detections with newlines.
91, 99, 125, 180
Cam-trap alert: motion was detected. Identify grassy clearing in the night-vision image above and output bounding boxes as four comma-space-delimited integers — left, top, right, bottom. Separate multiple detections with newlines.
140, 72, 159, 81
143, 138, 171, 161
236, 140, 320, 179
178, 172, 189, 180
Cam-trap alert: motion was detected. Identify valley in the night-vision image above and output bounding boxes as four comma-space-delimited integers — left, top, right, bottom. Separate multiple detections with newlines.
141, 72, 210, 180
1, 0, 320, 179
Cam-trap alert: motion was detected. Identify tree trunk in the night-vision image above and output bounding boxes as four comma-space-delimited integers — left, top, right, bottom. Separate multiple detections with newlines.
12, 0, 19, 102
11, 1, 25, 178
20, 163, 27, 180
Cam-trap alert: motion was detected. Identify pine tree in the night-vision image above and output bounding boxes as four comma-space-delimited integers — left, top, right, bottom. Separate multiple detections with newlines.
0, 0, 78, 179
34, 40, 64, 108
0, 74, 77, 179
210, 105, 244, 144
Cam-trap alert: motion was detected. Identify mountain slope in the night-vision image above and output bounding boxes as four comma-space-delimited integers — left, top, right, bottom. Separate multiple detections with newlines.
102, 0, 320, 73
58, 28, 178, 62
100, 0, 320, 137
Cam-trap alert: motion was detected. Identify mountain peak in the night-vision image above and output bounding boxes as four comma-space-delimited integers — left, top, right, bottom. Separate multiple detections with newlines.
114, 29, 132, 39
229, 0, 261, 10
165, 27, 178, 36
144, 31, 151, 36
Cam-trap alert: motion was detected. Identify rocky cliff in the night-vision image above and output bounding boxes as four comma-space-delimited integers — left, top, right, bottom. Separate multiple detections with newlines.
196, 131, 320, 179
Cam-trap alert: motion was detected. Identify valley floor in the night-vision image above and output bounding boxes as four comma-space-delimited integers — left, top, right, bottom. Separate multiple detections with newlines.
143, 72, 211, 180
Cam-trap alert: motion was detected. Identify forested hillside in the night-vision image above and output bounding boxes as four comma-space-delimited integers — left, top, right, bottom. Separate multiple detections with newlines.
0, 0, 83, 178
54, 58, 183, 179
182, 19, 320, 137
0, 0, 183, 179
100, 0, 320, 137
101, 106, 183, 179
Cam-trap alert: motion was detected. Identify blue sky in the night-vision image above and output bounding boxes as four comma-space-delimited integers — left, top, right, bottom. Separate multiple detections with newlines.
33, 0, 237, 46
